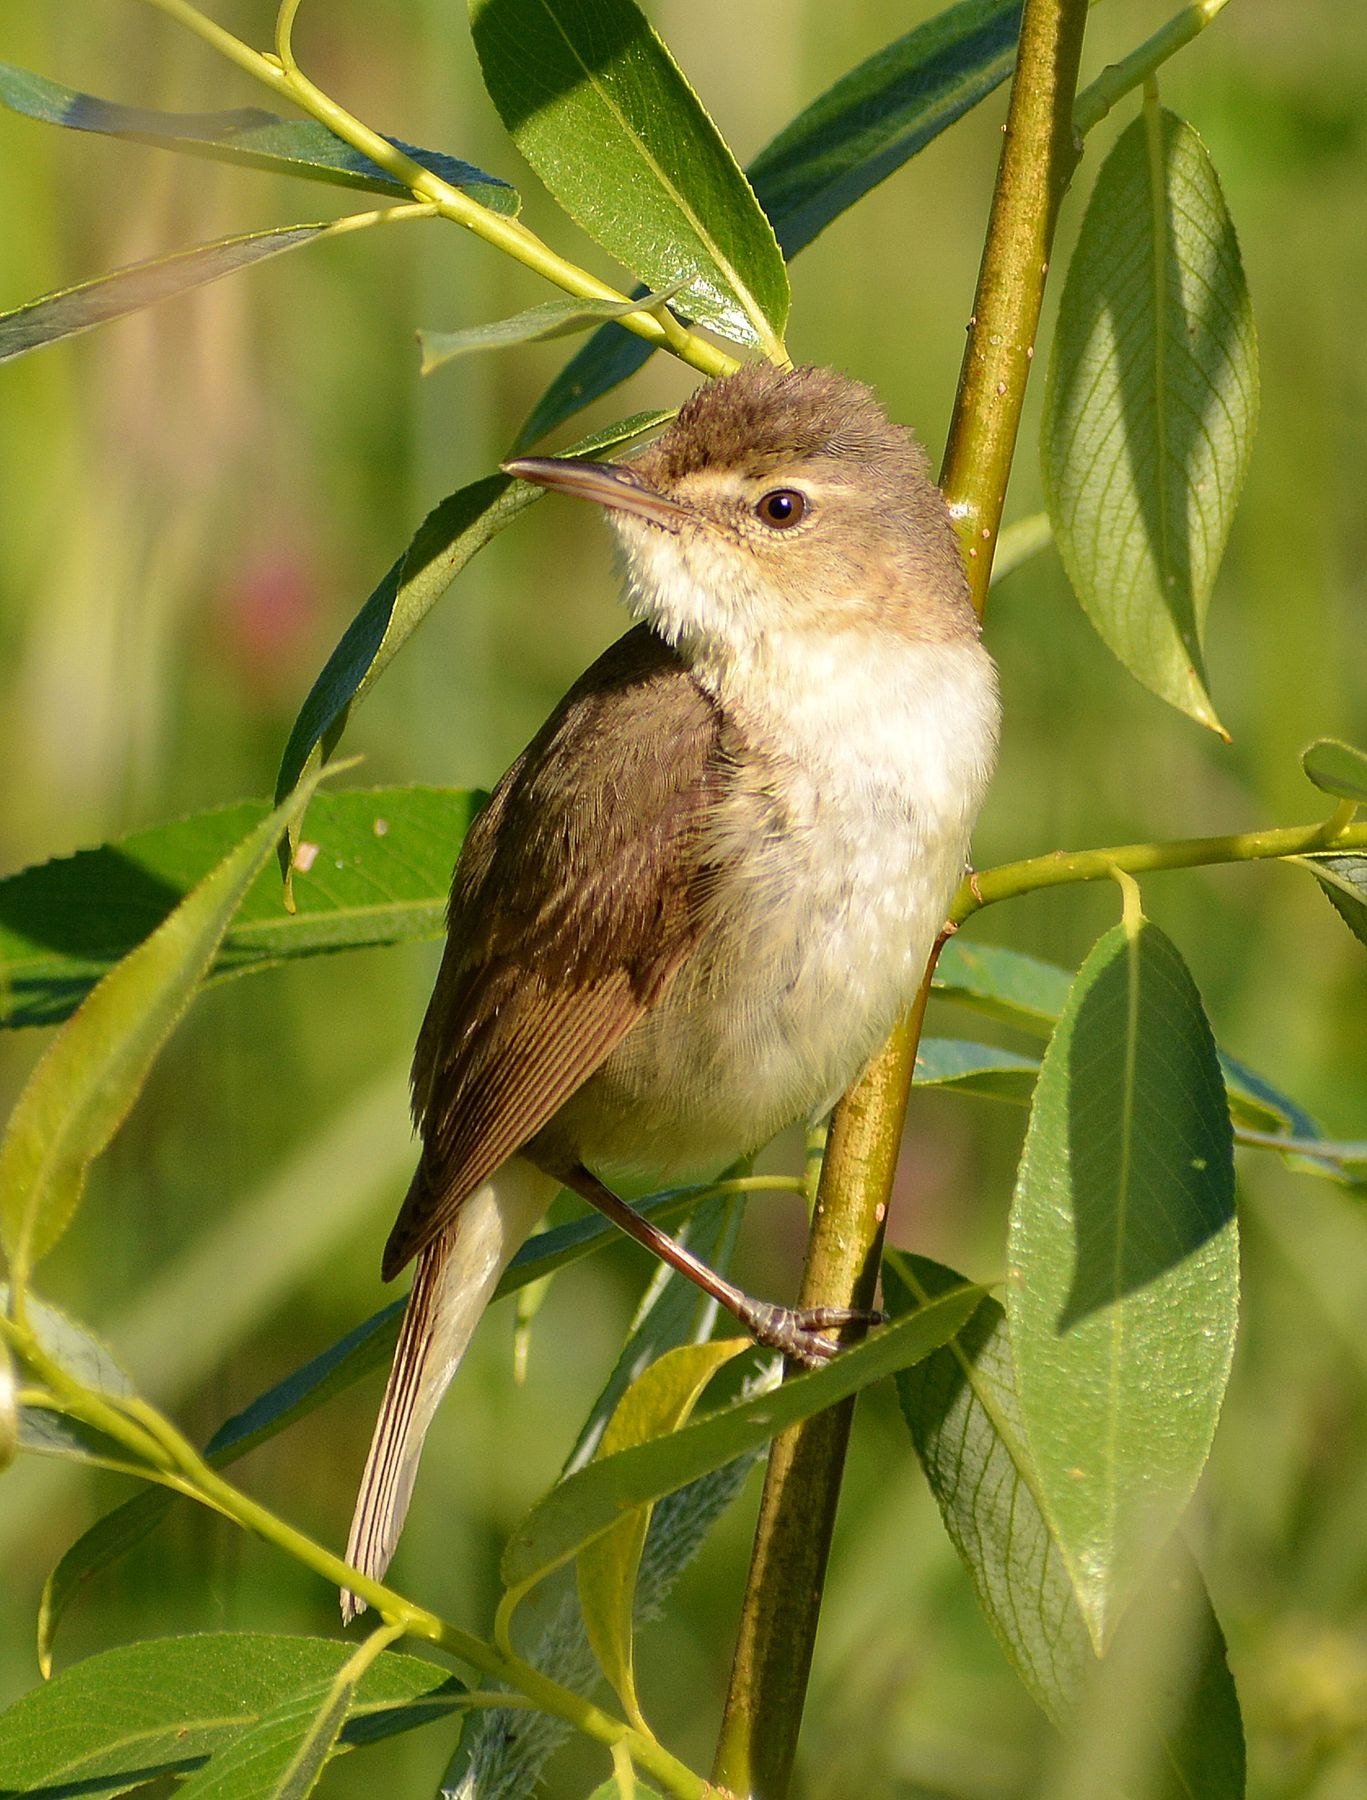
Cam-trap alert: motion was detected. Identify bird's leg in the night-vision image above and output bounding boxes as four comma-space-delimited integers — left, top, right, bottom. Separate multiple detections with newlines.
562, 1164, 883, 1368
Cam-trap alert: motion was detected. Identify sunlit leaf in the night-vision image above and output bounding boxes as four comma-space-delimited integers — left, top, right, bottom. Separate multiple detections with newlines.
420, 288, 680, 373
577, 1339, 749, 1725
0, 223, 333, 365
516, 0, 1021, 446
503, 1285, 981, 1591
273, 411, 671, 816
0, 61, 517, 211
1007, 913, 1238, 1651
0, 787, 474, 1030
1301, 737, 1367, 804
1, 1286, 136, 1469
0, 1635, 463, 1797
1042, 108, 1258, 732
891, 1256, 1245, 1795
469, 0, 788, 352
0, 765, 330, 1282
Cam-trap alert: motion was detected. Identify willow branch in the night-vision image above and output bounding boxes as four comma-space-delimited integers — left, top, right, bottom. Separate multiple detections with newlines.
131, 0, 738, 379
711, 4, 1092, 1794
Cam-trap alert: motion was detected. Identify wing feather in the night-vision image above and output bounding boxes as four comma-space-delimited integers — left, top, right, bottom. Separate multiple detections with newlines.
382, 626, 724, 1279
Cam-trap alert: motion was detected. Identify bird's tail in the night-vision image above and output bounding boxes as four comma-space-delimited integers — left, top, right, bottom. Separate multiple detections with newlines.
341, 1157, 558, 1621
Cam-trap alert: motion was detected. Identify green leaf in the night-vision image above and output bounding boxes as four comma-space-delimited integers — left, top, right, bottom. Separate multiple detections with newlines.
0, 61, 517, 211
990, 511, 1053, 586
588, 1778, 664, 1800
0, 223, 332, 365
273, 411, 672, 813
577, 1339, 749, 1725
746, 0, 1019, 260
0, 787, 474, 1031
503, 1284, 982, 1590
0, 1634, 463, 1797
1301, 737, 1367, 804
515, 0, 1021, 447
0, 764, 330, 1283
419, 289, 679, 373
1006, 915, 1239, 1651
933, 937, 1074, 1032
1293, 852, 1367, 950
468, 0, 788, 353
1042, 107, 1258, 733
914, 1037, 1039, 1102
889, 1257, 1245, 1796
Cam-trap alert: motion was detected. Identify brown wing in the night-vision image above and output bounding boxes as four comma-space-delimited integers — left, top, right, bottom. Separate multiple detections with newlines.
381, 624, 726, 1279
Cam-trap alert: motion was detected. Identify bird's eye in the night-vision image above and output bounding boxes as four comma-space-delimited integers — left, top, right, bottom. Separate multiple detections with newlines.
755, 489, 807, 529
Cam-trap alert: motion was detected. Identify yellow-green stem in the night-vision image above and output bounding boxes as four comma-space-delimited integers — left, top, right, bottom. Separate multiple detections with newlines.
714, 2, 1091, 1792
951, 817, 1367, 923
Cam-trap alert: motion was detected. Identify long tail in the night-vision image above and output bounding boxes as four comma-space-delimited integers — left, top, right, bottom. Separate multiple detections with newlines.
341, 1157, 558, 1621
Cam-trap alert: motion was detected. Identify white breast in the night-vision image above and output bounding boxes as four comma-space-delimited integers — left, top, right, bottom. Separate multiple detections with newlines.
571, 623, 1001, 1184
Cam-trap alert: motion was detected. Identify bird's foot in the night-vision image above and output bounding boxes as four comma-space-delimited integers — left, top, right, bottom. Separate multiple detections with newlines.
735, 1298, 886, 1368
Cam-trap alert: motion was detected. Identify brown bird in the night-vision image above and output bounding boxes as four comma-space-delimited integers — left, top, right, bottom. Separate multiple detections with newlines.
343, 365, 999, 1615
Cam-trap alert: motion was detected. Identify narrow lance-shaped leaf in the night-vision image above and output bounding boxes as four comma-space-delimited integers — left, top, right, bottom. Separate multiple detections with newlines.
469, 0, 788, 353
0, 1635, 464, 1798
419, 288, 680, 373
0, 761, 333, 1284
0, 223, 331, 364
889, 1255, 1244, 1795
577, 1339, 749, 1726
515, 0, 1022, 447
1301, 736, 1367, 804
2, 1286, 138, 1470
1006, 910, 1239, 1651
502, 1284, 981, 1590
0, 61, 517, 211
273, 411, 673, 817
1042, 106, 1258, 732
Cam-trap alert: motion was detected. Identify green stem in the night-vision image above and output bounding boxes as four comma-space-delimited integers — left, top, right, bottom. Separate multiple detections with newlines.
132, 0, 738, 381
1074, 0, 1230, 138
13, 1324, 708, 1799
950, 818, 1367, 923
713, 4, 1091, 1793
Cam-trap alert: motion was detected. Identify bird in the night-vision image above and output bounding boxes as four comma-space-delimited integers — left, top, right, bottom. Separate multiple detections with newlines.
342, 363, 1000, 1616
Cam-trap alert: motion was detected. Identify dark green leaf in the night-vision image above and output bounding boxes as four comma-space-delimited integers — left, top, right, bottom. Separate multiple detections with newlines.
889, 1255, 1244, 1795
0, 1635, 463, 1797
0, 61, 516, 211
0, 224, 329, 365
420, 290, 680, 372
1293, 852, 1367, 949
1042, 108, 1258, 732
1301, 737, 1367, 803
933, 937, 1074, 1031
273, 412, 671, 812
469, 0, 788, 352
502, 1284, 982, 1590
0, 787, 472, 1031
1007, 915, 1239, 1651
746, 0, 1019, 260
515, 0, 1021, 446
914, 1036, 1038, 1102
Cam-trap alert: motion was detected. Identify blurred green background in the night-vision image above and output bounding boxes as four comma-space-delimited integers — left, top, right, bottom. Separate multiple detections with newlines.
1, 2, 1364, 1794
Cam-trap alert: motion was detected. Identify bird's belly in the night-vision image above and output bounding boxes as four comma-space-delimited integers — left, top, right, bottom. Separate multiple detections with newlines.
553, 795, 968, 1187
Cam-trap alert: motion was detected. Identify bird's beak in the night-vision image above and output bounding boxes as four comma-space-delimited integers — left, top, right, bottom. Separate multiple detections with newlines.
501, 456, 689, 530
